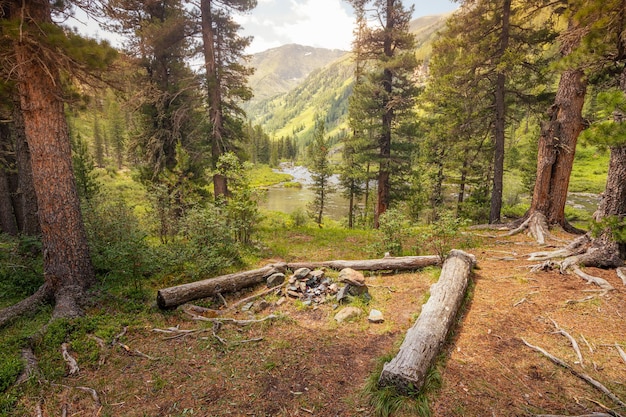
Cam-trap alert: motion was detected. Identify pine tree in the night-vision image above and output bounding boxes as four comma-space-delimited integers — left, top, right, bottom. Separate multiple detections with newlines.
307, 119, 333, 226
345, 0, 419, 228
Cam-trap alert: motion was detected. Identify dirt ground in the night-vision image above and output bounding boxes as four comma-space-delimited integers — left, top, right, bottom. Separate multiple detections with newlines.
23, 232, 626, 417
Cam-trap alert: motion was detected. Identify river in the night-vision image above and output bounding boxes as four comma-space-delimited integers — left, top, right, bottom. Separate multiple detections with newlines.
259, 164, 601, 222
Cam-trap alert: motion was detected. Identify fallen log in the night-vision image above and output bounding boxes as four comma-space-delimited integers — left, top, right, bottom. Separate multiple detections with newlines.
157, 263, 287, 309
287, 255, 441, 272
378, 250, 475, 394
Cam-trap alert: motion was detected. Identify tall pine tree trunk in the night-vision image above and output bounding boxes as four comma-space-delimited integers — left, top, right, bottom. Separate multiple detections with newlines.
529, 68, 586, 228
10, 0, 95, 319
201, 0, 228, 199
489, 0, 511, 224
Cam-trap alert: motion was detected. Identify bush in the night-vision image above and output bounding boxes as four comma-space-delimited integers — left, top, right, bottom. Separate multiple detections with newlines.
178, 205, 242, 278
370, 208, 410, 256
420, 211, 470, 259
0, 235, 43, 304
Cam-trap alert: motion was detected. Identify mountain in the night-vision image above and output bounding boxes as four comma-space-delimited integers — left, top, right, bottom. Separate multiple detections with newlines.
245, 13, 451, 148
246, 44, 349, 103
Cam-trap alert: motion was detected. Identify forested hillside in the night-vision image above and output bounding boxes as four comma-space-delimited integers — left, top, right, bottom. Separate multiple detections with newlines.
246, 14, 450, 147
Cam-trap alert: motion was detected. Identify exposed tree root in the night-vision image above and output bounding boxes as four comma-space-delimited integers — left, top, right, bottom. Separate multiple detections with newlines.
0, 283, 52, 328
522, 338, 626, 409
616, 267, 626, 285
549, 318, 584, 367
507, 212, 552, 245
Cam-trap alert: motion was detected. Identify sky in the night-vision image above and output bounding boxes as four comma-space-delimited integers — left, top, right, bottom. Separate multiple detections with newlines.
73, 0, 459, 54
237, 0, 459, 53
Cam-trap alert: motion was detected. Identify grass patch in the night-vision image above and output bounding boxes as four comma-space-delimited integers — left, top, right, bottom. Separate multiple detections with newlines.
248, 164, 293, 188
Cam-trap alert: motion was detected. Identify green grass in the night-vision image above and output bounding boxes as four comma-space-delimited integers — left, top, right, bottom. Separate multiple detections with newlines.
568, 145, 608, 193
247, 164, 293, 188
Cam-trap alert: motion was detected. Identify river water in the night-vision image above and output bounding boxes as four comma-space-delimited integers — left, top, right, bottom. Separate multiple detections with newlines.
259, 163, 601, 221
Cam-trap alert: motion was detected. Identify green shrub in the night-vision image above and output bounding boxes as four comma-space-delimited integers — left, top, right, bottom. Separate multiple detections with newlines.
0, 235, 43, 305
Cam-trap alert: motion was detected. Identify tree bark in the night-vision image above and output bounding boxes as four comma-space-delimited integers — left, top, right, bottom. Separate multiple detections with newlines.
200, 0, 228, 199
287, 255, 441, 272
0, 167, 18, 236
12, 103, 40, 236
9, 0, 95, 319
528, 68, 586, 228
378, 250, 475, 394
157, 263, 287, 309
489, 0, 511, 224
577, 144, 626, 268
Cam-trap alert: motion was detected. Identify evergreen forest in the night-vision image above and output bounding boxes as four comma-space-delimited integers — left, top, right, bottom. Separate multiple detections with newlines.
0, 0, 625, 416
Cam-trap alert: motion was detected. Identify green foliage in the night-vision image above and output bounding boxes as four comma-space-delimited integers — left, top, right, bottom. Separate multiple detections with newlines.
289, 208, 309, 228
0, 353, 21, 393
590, 216, 626, 243
370, 208, 410, 256
420, 211, 470, 259
178, 205, 242, 278
216, 152, 262, 244
306, 119, 334, 225
82, 194, 155, 289
0, 235, 43, 307
72, 134, 101, 202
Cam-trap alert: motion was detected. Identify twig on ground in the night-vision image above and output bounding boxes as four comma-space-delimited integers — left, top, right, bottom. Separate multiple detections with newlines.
522, 338, 626, 408
583, 397, 625, 417
549, 318, 584, 367
514, 297, 527, 307
223, 286, 282, 314
615, 344, 626, 365
566, 296, 595, 305
581, 334, 594, 354
185, 309, 279, 326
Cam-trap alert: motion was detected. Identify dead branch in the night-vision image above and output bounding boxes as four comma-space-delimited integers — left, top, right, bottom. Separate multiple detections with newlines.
223, 285, 283, 314
581, 334, 594, 354
61, 343, 79, 375
187, 312, 279, 326
549, 318, 584, 367
528, 248, 573, 261
565, 296, 595, 305
615, 344, 626, 365
522, 338, 626, 408
617, 267, 626, 286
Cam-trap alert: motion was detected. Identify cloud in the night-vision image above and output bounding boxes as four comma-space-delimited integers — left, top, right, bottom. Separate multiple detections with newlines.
273, 0, 354, 50
238, 0, 355, 53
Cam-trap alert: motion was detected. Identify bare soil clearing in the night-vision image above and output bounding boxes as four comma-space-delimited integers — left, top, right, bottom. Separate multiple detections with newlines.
23, 233, 626, 416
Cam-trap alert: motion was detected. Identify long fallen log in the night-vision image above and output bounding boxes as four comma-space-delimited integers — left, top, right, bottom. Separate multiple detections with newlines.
157, 263, 287, 309
287, 255, 441, 272
378, 250, 475, 394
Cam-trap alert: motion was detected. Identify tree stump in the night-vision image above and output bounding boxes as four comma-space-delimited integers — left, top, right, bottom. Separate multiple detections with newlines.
378, 249, 475, 394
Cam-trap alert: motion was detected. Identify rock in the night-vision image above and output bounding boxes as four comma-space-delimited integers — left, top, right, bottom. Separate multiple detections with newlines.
368, 309, 384, 323
293, 267, 311, 280
336, 286, 350, 303
253, 300, 269, 313
328, 283, 339, 294
339, 268, 366, 287
276, 297, 287, 306
266, 273, 286, 288
334, 306, 362, 323
286, 290, 302, 298
241, 302, 254, 312
347, 283, 369, 297
310, 269, 325, 279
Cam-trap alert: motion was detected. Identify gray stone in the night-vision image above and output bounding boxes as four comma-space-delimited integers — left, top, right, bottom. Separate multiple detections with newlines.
310, 269, 325, 279
241, 302, 254, 312
336, 285, 350, 303
293, 267, 311, 280
368, 309, 384, 323
339, 268, 366, 287
266, 273, 286, 288
334, 306, 362, 323
347, 283, 369, 297
276, 297, 287, 306
328, 283, 339, 294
